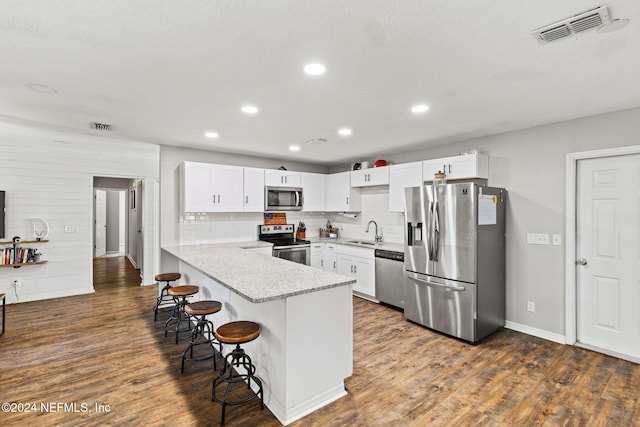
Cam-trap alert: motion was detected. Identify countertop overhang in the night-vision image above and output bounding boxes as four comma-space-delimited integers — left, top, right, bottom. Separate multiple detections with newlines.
162, 241, 355, 303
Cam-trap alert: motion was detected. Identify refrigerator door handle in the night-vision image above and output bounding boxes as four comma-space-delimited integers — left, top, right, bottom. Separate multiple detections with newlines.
433, 200, 440, 261
427, 201, 434, 260
408, 275, 466, 292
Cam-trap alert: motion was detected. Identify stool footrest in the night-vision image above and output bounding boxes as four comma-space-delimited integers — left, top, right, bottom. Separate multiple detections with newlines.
211, 344, 264, 424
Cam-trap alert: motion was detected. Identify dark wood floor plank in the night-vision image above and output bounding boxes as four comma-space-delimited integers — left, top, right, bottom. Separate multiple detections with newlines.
0, 257, 638, 426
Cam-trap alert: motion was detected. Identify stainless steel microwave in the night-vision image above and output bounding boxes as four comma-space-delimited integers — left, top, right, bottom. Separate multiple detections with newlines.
264, 186, 303, 211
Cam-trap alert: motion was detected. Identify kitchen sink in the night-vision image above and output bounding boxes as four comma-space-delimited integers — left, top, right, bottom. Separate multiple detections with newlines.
346, 240, 381, 246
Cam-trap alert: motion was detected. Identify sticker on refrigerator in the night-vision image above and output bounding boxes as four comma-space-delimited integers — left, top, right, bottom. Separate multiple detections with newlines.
478, 195, 497, 225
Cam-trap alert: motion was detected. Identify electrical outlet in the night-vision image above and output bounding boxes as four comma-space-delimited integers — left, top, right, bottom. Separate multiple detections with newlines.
527, 301, 535, 312
552, 234, 562, 246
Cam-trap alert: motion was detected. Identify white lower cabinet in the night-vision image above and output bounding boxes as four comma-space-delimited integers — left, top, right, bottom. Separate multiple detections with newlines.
336, 245, 376, 300
310, 243, 324, 269
324, 243, 338, 273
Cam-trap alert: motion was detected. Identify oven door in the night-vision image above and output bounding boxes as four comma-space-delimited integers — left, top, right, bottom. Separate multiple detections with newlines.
273, 245, 310, 266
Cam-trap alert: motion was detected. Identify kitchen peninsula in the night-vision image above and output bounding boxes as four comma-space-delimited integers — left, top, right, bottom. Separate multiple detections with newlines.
162, 242, 355, 426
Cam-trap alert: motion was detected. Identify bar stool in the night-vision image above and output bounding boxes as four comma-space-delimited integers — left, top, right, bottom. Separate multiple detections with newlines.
164, 285, 199, 344
212, 321, 264, 425
181, 300, 223, 373
153, 272, 181, 321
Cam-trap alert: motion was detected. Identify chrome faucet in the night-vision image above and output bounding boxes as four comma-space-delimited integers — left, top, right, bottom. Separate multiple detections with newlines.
365, 220, 383, 243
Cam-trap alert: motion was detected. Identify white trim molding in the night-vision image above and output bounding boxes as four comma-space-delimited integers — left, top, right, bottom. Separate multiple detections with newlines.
505, 321, 566, 345
565, 144, 640, 346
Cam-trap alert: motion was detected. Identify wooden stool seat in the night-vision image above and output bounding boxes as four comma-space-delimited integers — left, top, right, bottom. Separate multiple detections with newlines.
215, 321, 260, 344
212, 320, 264, 423
153, 272, 181, 322
155, 272, 181, 282
181, 300, 223, 373
165, 286, 199, 344
168, 285, 199, 297
185, 301, 222, 316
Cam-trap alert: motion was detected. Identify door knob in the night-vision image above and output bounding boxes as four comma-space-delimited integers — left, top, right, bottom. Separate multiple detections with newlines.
576, 258, 588, 266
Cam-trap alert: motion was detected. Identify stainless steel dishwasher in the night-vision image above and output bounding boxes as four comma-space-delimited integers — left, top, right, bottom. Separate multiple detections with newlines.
374, 249, 405, 309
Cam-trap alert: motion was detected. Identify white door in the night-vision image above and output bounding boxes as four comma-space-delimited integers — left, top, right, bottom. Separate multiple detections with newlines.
94, 189, 106, 258
576, 154, 640, 361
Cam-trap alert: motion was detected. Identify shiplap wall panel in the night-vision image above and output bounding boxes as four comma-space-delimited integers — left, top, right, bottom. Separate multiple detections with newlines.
0, 122, 159, 304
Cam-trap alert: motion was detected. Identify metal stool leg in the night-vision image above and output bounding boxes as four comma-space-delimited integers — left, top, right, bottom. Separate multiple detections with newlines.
164, 296, 192, 343
154, 280, 174, 321
181, 315, 222, 373
212, 344, 264, 425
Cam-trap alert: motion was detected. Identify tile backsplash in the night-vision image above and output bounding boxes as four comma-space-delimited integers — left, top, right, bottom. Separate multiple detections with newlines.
179, 186, 405, 245
329, 187, 405, 244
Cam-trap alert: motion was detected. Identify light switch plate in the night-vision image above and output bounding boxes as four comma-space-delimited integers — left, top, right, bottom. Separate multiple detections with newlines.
552, 234, 562, 246
527, 233, 549, 245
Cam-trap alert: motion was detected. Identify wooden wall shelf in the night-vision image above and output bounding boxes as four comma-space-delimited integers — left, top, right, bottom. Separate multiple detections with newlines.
0, 261, 48, 268
0, 240, 49, 245
0, 238, 48, 268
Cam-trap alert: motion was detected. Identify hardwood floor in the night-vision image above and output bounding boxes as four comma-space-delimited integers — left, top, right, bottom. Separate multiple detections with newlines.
0, 257, 638, 426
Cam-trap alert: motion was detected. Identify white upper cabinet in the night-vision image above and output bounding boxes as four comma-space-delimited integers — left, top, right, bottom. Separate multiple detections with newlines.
301, 172, 325, 212
351, 166, 390, 187
389, 161, 423, 212
265, 169, 301, 187
243, 167, 265, 212
181, 161, 214, 212
181, 162, 244, 212
325, 171, 362, 212
423, 153, 488, 181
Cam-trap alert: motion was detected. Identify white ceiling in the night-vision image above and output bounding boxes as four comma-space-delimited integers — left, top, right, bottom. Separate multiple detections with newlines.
1, 1, 640, 165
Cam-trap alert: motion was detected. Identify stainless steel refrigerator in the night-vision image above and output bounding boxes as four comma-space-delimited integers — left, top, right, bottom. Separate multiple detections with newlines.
404, 182, 506, 343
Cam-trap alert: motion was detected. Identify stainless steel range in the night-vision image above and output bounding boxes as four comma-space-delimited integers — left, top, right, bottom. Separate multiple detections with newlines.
258, 224, 310, 265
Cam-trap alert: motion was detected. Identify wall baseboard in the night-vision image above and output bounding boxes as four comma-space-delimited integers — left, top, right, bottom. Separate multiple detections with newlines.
505, 321, 566, 345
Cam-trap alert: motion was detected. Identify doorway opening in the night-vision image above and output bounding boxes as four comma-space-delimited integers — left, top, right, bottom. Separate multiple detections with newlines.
94, 189, 126, 258
93, 176, 144, 290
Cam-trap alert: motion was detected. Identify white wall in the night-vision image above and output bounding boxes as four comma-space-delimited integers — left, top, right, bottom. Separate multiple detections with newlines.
329, 187, 404, 244
362, 106, 640, 337
0, 121, 160, 303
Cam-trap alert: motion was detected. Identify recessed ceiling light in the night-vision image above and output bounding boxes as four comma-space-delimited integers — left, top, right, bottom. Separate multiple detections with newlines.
24, 82, 57, 94
289, 145, 301, 152
304, 63, 326, 76
338, 128, 352, 136
411, 104, 430, 114
241, 105, 259, 114
204, 131, 219, 139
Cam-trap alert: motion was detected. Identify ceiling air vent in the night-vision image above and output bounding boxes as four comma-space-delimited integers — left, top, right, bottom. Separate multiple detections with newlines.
90, 122, 112, 131
532, 5, 610, 44
305, 138, 328, 145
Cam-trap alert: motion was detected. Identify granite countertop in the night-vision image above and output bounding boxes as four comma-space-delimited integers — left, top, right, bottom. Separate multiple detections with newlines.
162, 242, 355, 303
307, 236, 405, 254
